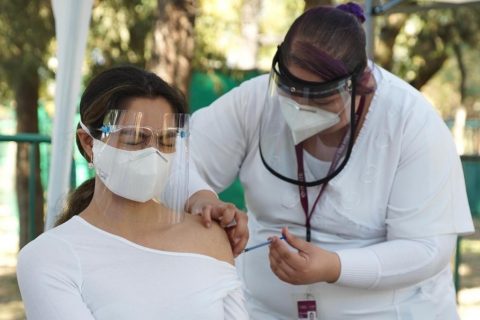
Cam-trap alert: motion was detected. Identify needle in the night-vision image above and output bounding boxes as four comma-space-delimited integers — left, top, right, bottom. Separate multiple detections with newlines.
243, 235, 286, 253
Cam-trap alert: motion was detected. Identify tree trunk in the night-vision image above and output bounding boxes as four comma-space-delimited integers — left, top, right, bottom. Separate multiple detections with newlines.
375, 14, 407, 71
14, 71, 44, 249
409, 27, 449, 89
452, 41, 466, 104
149, 0, 197, 96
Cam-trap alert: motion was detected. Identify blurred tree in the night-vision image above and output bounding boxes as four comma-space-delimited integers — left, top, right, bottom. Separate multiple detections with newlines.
304, 0, 332, 11
194, 0, 238, 71
0, 0, 54, 248
148, 0, 197, 95
194, 0, 303, 72
86, 0, 157, 80
375, 4, 480, 115
256, 0, 304, 69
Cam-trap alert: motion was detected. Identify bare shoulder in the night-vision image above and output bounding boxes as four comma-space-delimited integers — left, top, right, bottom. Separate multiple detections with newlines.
183, 215, 234, 265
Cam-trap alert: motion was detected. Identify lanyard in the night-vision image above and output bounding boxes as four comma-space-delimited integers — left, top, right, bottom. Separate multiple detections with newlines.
295, 96, 366, 241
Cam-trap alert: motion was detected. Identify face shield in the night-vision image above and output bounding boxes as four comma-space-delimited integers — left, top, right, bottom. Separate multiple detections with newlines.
81, 109, 189, 224
259, 49, 361, 186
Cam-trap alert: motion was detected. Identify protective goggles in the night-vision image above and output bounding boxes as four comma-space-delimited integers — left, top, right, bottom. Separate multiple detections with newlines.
96, 110, 188, 153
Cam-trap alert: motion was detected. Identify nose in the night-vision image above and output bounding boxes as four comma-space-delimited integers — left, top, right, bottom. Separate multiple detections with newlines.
147, 133, 159, 149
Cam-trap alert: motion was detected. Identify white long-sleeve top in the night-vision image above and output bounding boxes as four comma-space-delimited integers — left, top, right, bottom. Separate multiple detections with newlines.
17, 216, 248, 320
190, 64, 475, 319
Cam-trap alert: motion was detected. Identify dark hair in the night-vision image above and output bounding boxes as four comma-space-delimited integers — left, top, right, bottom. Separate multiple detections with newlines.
55, 65, 187, 226
280, 2, 373, 94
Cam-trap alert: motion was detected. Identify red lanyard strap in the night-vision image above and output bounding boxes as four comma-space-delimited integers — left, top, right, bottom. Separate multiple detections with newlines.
295, 95, 366, 241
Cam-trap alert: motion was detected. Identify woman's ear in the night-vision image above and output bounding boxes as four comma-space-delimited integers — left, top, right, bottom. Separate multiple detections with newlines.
77, 129, 94, 162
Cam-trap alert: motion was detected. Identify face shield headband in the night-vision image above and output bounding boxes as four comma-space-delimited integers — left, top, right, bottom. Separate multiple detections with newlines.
259, 47, 364, 187
271, 48, 354, 99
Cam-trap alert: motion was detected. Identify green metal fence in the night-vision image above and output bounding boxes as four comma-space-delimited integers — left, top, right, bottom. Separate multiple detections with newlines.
0, 133, 76, 242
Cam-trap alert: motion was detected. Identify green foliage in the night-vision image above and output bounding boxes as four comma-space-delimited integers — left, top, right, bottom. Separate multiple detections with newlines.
194, 0, 303, 71
85, 0, 157, 81
0, 0, 54, 99
375, 4, 480, 117
257, 0, 304, 69
194, 0, 243, 70
424, 48, 480, 119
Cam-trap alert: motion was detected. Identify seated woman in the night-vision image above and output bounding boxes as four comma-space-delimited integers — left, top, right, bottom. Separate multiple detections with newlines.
16, 66, 249, 320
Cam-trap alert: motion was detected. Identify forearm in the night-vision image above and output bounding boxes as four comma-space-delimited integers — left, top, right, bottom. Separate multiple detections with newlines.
334, 234, 456, 289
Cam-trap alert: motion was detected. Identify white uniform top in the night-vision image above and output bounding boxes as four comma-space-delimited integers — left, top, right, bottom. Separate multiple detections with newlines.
190, 65, 475, 319
17, 216, 249, 320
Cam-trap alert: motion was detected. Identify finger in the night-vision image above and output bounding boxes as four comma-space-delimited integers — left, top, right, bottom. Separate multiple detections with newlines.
282, 227, 310, 253
233, 210, 248, 232
231, 228, 249, 257
269, 249, 298, 283
270, 234, 305, 270
230, 211, 248, 243
225, 225, 243, 256
200, 205, 213, 228
216, 205, 237, 227
269, 237, 299, 270
268, 237, 285, 261
271, 263, 291, 283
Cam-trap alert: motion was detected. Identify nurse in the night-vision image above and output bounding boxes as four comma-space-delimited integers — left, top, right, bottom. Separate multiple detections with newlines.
192, 2, 474, 319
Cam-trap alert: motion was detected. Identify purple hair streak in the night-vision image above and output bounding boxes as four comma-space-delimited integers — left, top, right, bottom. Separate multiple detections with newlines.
288, 42, 349, 82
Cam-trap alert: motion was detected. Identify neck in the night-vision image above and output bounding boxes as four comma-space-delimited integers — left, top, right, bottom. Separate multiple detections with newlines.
303, 129, 346, 160
80, 192, 180, 240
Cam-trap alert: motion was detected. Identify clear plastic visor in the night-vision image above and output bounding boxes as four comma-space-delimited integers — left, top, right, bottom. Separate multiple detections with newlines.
259, 68, 357, 186
271, 62, 353, 120
81, 109, 190, 224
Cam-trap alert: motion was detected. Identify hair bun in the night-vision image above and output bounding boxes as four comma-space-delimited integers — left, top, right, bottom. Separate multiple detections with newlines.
336, 2, 366, 23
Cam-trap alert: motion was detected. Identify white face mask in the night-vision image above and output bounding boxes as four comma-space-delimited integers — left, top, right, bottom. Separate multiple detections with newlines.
92, 139, 172, 203
278, 96, 340, 145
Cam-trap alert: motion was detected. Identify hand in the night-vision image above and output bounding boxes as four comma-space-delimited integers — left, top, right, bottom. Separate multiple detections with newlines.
268, 227, 340, 285
187, 190, 249, 257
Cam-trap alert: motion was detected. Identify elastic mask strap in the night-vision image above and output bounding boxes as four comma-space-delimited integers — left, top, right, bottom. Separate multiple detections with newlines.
79, 120, 94, 138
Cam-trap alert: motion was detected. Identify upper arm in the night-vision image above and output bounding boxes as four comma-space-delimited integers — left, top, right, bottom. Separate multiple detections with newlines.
386, 95, 473, 238
208, 222, 235, 265
16, 235, 95, 320
190, 76, 267, 193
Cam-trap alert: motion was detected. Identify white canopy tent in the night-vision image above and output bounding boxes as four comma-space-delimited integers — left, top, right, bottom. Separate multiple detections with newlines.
45, 0, 93, 230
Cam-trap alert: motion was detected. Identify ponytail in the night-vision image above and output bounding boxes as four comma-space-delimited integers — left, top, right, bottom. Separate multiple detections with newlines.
55, 178, 95, 226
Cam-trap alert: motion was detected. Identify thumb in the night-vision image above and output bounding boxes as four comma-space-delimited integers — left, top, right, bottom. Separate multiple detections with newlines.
282, 227, 311, 253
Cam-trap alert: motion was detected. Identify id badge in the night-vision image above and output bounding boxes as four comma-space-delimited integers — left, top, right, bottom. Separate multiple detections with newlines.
295, 291, 318, 320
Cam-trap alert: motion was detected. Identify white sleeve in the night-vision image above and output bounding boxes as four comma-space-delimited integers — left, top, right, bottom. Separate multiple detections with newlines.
386, 95, 473, 238
191, 75, 267, 193
224, 286, 249, 319
188, 158, 215, 196
16, 234, 95, 320
335, 234, 456, 289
